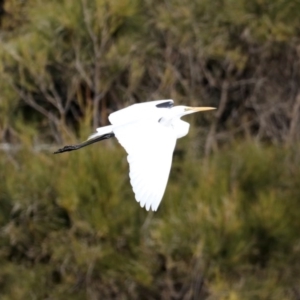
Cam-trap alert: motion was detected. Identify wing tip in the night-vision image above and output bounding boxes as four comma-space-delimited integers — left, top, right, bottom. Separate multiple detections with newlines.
139, 200, 159, 212
131, 184, 162, 212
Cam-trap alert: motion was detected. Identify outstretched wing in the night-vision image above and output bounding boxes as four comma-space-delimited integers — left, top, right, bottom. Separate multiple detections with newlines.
109, 99, 174, 125
113, 118, 177, 211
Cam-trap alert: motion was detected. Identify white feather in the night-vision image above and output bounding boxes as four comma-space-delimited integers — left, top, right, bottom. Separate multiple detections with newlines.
109, 100, 173, 125
113, 118, 177, 211
88, 125, 113, 140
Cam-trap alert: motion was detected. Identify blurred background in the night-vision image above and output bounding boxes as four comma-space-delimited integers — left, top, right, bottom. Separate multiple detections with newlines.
1, 0, 300, 299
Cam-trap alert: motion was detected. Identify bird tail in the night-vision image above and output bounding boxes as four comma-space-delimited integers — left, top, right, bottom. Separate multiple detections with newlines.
87, 125, 114, 140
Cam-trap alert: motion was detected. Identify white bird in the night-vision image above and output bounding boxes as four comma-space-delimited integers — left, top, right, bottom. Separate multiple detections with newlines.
54, 100, 215, 211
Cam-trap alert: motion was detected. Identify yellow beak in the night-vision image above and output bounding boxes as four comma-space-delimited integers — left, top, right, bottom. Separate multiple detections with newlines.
185, 106, 216, 112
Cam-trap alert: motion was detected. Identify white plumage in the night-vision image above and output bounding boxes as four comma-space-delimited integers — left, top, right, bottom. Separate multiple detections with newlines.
114, 118, 176, 211
55, 100, 215, 211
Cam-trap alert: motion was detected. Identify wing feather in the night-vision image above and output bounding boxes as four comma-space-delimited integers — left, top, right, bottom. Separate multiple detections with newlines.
109, 100, 173, 125
113, 118, 176, 211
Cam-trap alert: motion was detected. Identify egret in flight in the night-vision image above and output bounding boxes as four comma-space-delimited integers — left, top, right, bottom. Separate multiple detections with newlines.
54, 100, 215, 211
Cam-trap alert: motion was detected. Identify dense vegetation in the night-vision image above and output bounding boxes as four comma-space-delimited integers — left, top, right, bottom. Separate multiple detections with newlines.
1, 0, 300, 299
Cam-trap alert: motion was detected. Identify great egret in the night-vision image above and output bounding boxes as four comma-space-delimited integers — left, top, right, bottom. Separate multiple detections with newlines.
54, 100, 215, 211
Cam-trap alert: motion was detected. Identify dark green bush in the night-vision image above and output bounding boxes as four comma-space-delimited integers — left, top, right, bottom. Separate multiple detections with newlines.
1, 0, 300, 298
0, 142, 300, 299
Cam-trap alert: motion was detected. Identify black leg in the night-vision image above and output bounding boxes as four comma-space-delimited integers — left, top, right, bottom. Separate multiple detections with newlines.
54, 133, 115, 154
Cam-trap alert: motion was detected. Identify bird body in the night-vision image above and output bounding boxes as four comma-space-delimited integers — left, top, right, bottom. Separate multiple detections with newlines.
55, 100, 215, 211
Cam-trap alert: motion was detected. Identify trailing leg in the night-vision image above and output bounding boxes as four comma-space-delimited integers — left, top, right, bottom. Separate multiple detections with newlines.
54, 133, 115, 154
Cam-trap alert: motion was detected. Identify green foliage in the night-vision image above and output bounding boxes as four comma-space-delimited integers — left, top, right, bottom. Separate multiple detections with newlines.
1, 0, 300, 143
0, 142, 300, 299
1, 0, 300, 298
